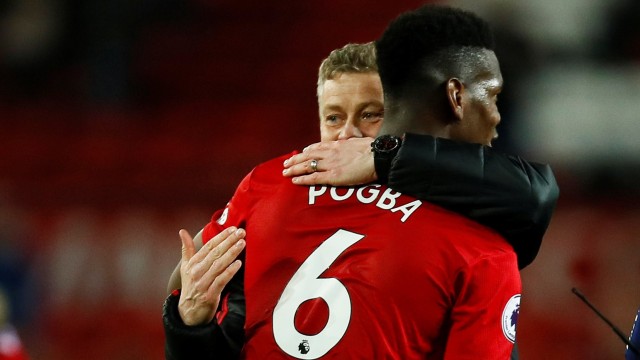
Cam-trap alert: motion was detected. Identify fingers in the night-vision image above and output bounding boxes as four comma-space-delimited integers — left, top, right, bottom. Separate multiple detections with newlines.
283, 157, 314, 177
283, 152, 311, 170
283, 142, 331, 169
200, 228, 245, 277
182, 227, 244, 281
291, 172, 325, 185
183, 228, 245, 300
283, 154, 331, 177
177, 227, 246, 326
302, 141, 326, 154
206, 258, 243, 300
193, 229, 244, 300
190, 226, 236, 263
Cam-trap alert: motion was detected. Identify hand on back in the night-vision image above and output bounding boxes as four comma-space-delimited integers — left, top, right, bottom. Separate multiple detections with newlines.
177, 227, 245, 326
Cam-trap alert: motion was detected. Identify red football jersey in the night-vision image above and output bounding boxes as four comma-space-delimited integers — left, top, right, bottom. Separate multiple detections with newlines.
203, 153, 521, 359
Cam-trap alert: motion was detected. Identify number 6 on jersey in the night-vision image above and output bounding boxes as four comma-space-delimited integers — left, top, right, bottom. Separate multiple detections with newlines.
273, 229, 364, 359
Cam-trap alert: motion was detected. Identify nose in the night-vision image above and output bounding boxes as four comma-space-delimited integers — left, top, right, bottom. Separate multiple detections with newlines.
338, 120, 363, 140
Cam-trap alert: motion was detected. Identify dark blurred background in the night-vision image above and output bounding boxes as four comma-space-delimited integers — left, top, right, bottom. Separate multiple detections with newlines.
0, 0, 638, 359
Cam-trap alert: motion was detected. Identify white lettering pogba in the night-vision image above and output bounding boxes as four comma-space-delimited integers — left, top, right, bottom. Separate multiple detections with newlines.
308, 185, 422, 223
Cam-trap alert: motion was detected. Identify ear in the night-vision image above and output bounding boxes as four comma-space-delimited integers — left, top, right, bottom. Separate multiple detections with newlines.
446, 78, 464, 121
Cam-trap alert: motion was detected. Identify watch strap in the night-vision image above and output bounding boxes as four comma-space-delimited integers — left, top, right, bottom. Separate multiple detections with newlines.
372, 135, 402, 185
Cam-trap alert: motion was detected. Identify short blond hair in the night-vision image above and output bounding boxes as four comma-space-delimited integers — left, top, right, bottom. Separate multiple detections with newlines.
317, 42, 378, 98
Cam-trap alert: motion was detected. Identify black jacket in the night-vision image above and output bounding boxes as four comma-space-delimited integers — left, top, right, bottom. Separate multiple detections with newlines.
163, 133, 559, 359
388, 133, 559, 269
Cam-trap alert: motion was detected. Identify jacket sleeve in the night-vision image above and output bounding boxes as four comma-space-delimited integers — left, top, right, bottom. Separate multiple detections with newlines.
386, 133, 559, 269
163, 265, 245, 360
163, 168, 258, 359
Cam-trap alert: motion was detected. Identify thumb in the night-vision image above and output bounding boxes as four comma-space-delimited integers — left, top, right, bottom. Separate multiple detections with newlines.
179, 229, 195, 262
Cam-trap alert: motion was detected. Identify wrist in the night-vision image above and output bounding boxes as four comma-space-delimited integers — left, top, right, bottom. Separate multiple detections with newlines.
177, 291, 215, 326
367, 153, 378, 182
371, 135, 402, 185
163, 289, 226, 359
166, 290, 207, 327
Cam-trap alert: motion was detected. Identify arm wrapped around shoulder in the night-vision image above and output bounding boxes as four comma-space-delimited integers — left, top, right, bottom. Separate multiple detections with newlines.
388, 133, 560, 269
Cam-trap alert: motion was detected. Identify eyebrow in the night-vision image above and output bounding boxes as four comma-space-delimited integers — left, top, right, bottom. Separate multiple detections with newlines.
360, 101, 384, 108
321, 104, 345, 113
321, 101, 383, 113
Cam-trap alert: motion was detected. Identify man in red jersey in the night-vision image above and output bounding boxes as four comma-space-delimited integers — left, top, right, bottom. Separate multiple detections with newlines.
163, 5, 555, 359
165, 42, 384, 293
